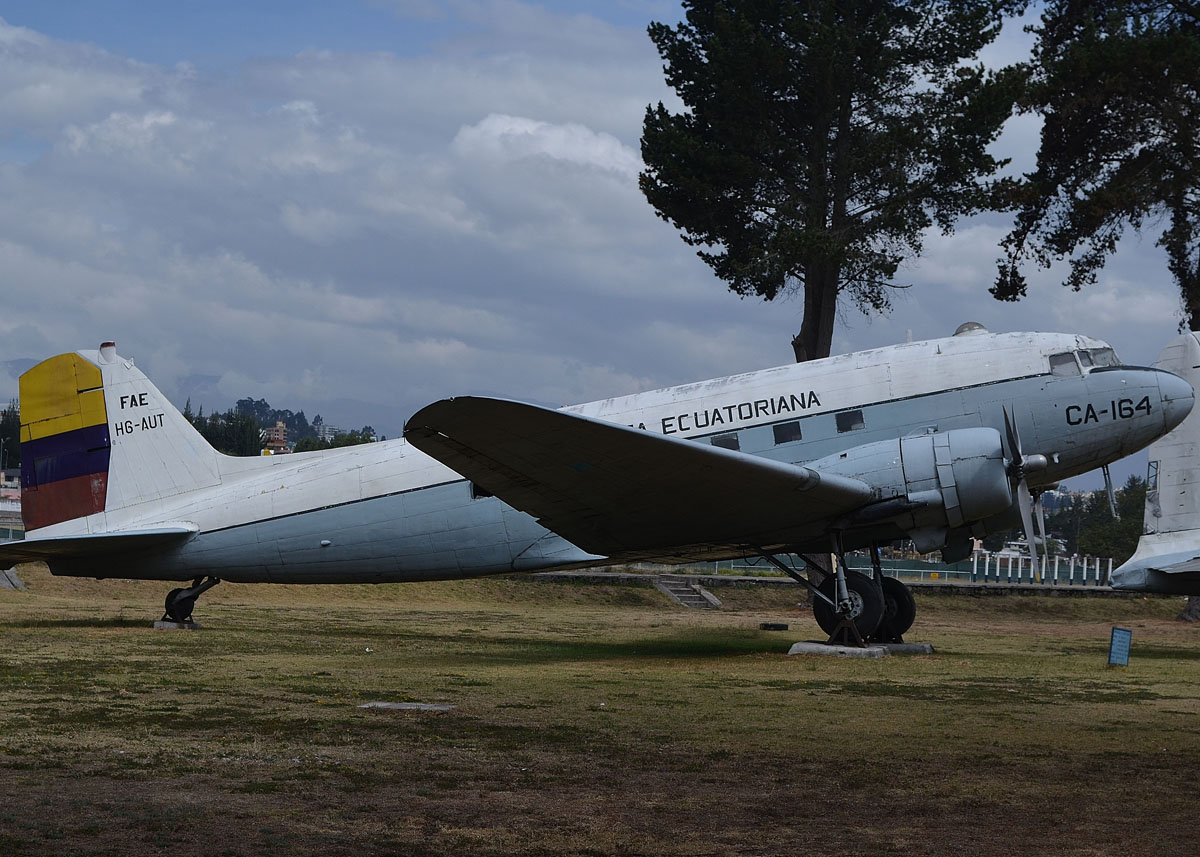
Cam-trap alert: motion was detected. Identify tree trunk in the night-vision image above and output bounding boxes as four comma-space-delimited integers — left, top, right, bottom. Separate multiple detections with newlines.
1179, 595, 1200, 622
791, 264, 839, 362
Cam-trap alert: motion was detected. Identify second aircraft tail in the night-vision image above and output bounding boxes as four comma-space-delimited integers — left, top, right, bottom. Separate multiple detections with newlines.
1111, 331, 1200, 594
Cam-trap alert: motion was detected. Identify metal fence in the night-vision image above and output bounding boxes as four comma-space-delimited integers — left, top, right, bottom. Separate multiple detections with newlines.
963, 552, 1113, 586
711, 551, 1115, 587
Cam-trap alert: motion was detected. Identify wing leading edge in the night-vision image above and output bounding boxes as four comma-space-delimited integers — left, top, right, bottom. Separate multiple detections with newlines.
404, 396, 876, 562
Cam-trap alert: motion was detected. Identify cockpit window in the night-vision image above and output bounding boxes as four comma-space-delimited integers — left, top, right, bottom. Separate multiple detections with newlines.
1087, 347, 1120, 367
1077, 349, 1093, 369
1049, 352, 1080, 376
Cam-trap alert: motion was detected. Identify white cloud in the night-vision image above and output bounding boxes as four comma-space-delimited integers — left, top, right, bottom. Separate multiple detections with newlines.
0, 18, 152, 131
0, 2, 1187, 441
453, 113, 641, 177
279, 202, 355, 243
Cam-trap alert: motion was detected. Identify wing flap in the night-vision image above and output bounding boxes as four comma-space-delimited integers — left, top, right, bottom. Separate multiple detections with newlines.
405, 397, 875, 560
0, 526, 197, 566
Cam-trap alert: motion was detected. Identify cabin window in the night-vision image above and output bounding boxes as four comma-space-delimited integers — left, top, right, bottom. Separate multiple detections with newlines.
1049, 352, 1080, 376
773, 421, 802, 445
711, 433, 740, 451
835, 410, 865, 433
1087, 347, 1120, 367
1147, 460, 1159, 492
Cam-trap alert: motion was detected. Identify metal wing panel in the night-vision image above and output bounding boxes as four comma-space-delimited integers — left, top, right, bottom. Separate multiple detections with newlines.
0, 526, 197, 566
404, 397, 875, 560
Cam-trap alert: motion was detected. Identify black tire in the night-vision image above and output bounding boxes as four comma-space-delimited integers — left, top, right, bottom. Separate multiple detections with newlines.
812, 571, 884, 638
879, 576, 916, 637
164, 588, 195, 623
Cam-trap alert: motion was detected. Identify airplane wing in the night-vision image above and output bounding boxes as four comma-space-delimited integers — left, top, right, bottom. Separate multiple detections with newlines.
404, 397, 876, 561
0, 526, 197, 566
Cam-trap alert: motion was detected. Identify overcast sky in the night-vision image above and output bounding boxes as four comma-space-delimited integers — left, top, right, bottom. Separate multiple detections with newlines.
0, 1, 1184, 486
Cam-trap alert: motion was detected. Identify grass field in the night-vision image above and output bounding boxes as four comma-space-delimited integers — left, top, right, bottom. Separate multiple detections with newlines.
2, 564, 1199, 857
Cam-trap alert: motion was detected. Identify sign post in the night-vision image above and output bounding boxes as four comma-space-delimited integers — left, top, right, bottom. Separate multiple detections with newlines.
1108, 626, 1132, 667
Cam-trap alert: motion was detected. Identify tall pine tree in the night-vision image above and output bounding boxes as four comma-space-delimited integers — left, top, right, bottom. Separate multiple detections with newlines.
641, 0, 1028, 361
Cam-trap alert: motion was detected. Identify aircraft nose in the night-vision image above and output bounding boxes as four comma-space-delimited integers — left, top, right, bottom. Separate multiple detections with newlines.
1158, 369, 1195, 433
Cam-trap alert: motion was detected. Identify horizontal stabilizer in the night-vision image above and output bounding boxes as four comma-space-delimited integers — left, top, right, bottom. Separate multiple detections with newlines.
405, 396, 875, 560
0, 525, 197, 567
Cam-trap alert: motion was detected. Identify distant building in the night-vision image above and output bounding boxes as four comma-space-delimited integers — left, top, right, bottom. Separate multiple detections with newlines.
262, 420, 290, 454
0, 478, 21, 540
315, 423, 342, 441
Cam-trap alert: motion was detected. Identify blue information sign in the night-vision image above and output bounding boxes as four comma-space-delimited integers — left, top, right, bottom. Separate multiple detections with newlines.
1108, 626, 1132, 667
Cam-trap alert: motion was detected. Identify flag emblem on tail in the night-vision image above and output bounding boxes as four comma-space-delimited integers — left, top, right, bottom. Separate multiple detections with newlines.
19, 353, 111, 530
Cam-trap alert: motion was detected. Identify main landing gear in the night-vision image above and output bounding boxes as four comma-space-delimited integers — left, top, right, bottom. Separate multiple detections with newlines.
162, 577, 221, 624
761, 541, 916, 647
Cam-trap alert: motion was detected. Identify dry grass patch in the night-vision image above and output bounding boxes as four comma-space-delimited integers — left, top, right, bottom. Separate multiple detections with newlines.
1, 563, 1198, 855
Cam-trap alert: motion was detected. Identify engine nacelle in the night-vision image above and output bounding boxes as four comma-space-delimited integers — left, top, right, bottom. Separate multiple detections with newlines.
807, 427, 1013, 555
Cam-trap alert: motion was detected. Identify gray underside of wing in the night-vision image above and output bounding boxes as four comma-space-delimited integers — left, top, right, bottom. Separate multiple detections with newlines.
404, 396, 876, 561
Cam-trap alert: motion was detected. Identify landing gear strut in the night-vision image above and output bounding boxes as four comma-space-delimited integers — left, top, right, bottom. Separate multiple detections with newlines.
761, 540, 917, 647
163, 577, 221, 624
811, 570, 883, 643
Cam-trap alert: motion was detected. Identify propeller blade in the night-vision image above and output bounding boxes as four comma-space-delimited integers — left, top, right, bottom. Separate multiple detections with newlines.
1003, 405, 1023, 467
1034, 492, 1049, 580
1016, 478, 1038, 570
1103, 464, 1119, 520
1005, 403, 1043, 574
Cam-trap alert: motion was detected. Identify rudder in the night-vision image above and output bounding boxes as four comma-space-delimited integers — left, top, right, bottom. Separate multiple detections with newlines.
19, 342, 222, 534
19, 352, 111, 530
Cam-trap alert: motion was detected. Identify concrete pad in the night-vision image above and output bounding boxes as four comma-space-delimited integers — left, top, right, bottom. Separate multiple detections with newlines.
787, 641, 890, 658
153, 620, 200, 630
0, 569, 23, 590
787, 641, 935, 657
358, 702, 455, 712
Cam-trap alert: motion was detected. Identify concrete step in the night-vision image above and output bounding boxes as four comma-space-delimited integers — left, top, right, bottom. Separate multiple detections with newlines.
654, 577, 721, 608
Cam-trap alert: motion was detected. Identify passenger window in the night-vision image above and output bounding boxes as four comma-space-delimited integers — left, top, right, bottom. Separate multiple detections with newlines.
1049, 352, 1079, 376
836, 410, 865, 433
773, 421, 802, 445
711, 433, 740, 451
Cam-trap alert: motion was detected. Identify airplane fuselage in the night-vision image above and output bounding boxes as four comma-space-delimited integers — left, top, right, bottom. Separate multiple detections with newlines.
22, 327, 1194, 584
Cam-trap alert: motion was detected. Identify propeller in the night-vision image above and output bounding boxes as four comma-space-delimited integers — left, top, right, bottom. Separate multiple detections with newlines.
1033, 489, 1050, 580
1003, 406, 1048, 572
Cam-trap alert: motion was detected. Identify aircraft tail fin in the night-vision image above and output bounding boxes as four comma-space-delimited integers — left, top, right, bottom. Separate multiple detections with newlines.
1111, 332, 1200, 594
18, 343, 222, 534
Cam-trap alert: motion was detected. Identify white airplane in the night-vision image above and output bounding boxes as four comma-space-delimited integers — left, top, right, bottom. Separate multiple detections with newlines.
0, 324, 1192, 643
1111, 331, 1200, 595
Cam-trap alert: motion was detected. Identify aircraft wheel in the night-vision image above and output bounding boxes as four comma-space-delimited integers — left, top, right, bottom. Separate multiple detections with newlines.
812, 571, 883, 638
164, 588, 196, 623
879, 576, 916, 637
